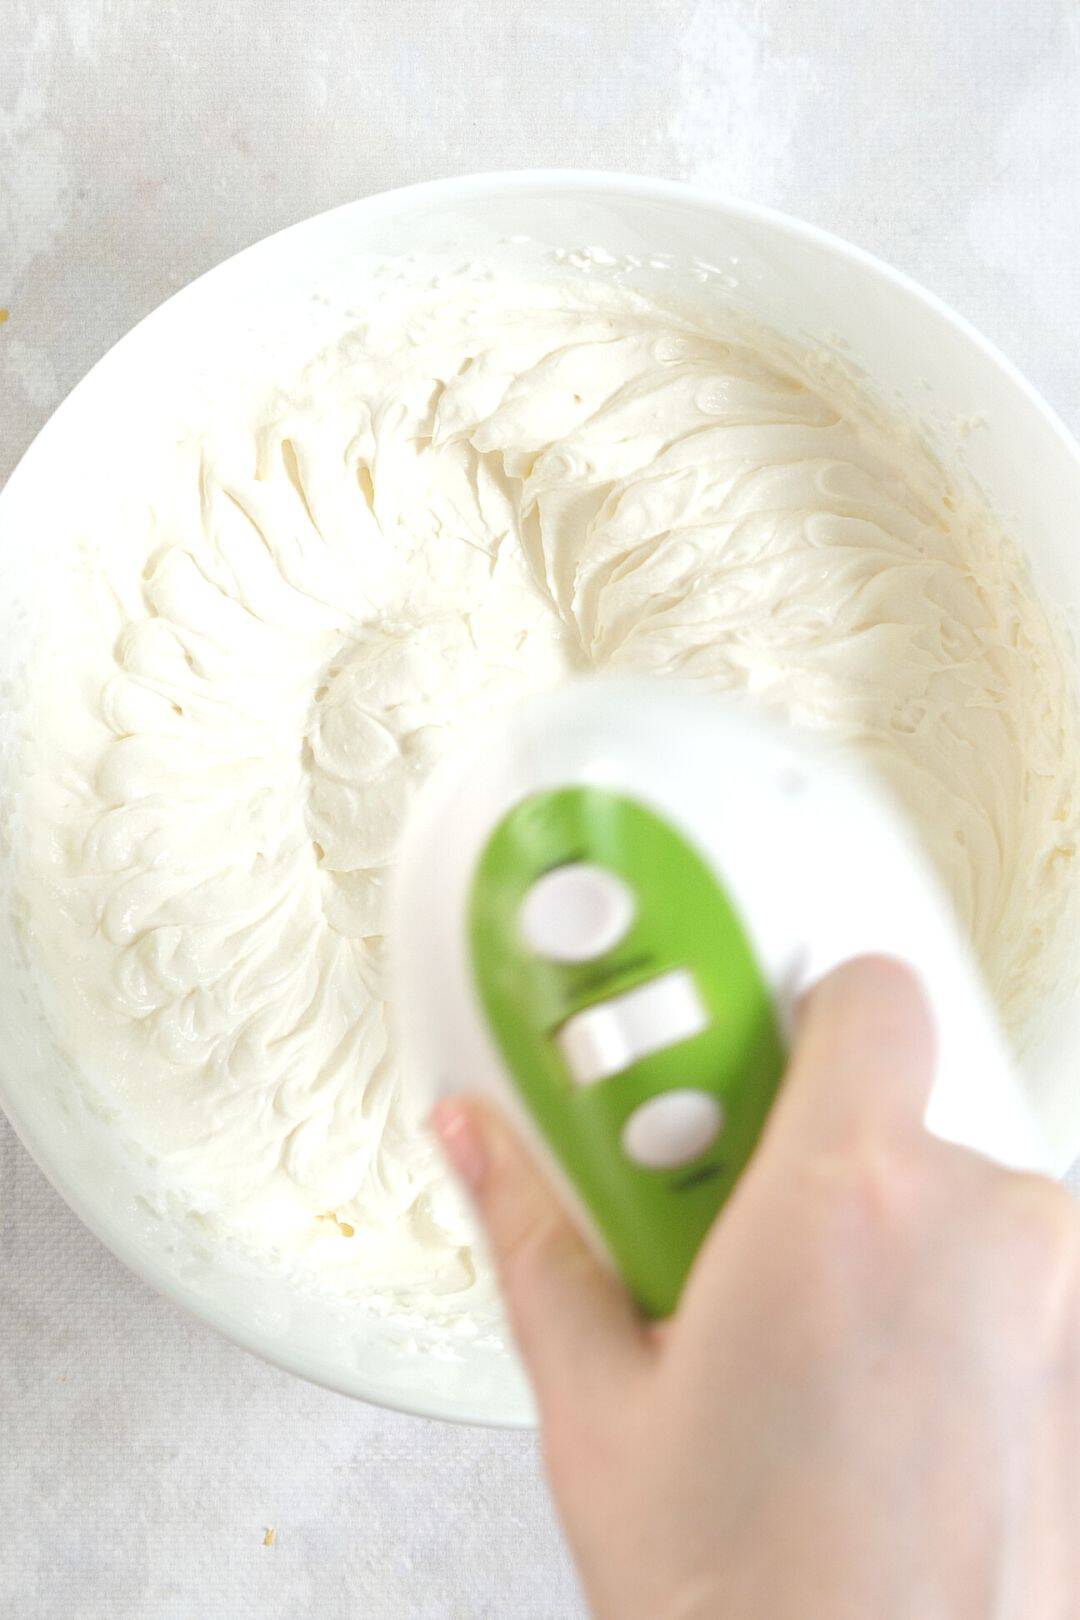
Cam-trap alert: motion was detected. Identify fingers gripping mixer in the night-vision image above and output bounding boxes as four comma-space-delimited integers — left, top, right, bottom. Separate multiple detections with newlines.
393, 679, 1050, 1317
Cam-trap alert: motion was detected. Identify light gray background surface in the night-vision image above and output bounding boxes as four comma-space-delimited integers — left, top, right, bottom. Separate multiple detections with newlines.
2, 2, 1079, 1616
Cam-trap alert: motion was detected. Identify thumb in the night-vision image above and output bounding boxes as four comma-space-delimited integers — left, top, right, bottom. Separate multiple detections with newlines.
432, 1097, 649, 1414
767, 953, 937, 1155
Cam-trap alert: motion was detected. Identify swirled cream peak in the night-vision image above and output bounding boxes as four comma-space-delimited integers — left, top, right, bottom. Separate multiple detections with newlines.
16, 269, 1078, 1318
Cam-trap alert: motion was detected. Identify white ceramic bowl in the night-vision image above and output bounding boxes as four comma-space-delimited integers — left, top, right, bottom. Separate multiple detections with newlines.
2, 172, 1079, 1427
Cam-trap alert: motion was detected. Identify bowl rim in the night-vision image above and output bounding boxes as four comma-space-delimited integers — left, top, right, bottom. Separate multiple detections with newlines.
3, 166, 1079, 1427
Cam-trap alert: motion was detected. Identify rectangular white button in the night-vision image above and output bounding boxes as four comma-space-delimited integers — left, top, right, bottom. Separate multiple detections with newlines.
557, 969, 710, 1086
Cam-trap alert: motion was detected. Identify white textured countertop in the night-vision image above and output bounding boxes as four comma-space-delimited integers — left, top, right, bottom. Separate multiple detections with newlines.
2, 2, 1079, 1615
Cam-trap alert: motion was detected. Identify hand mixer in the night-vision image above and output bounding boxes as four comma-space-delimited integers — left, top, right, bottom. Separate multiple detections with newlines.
392, 678, 1050, 1317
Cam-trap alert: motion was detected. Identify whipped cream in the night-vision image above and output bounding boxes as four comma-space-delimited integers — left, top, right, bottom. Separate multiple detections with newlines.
15, 266, 1079, 1320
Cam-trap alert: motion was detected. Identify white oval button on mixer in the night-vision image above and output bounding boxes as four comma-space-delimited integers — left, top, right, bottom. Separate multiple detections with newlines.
621, 1090, 724, 1170
519, 862, 636, 962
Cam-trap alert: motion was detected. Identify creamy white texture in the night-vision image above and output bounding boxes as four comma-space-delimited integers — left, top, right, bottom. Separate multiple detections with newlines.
16, 269, 1079, 1318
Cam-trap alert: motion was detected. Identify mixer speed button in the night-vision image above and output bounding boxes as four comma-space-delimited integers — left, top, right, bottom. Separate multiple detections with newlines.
519, 862, 635, 963
621, 1089, 724, 1170
557, 968, 709, 1085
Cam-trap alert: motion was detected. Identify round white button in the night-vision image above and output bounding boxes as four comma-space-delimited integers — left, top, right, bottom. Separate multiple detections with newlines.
519, 863, 636, 963
621, 1090, 724, 1170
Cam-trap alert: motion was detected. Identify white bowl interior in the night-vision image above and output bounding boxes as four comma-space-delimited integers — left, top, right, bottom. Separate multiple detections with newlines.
2, 173, 1079, 1425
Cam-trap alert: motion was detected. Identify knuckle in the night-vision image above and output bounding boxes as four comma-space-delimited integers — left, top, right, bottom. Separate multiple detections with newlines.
542, 1388, 609, 1471
938, 1172, 1080, 1353
542, 1368, 644, 1481
996, 1173, 1079, 1277
801, 1134, 931, 1247
775, 1141, 936, 1329
492, 1201, 574, 1292
1061, 1286, 1080, 1370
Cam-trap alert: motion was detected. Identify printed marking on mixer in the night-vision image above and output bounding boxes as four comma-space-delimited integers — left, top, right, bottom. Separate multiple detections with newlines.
670, 1161, 725, 1192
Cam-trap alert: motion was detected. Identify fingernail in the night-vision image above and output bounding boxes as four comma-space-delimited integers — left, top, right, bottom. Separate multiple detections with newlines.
431, 1098, 488, 1194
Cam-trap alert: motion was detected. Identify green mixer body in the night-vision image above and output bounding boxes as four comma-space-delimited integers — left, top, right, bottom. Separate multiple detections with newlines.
469, 785, 786, 1317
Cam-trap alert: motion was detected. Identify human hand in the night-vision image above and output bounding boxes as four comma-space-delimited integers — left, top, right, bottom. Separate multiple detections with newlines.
433, 957, 1080, 1620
